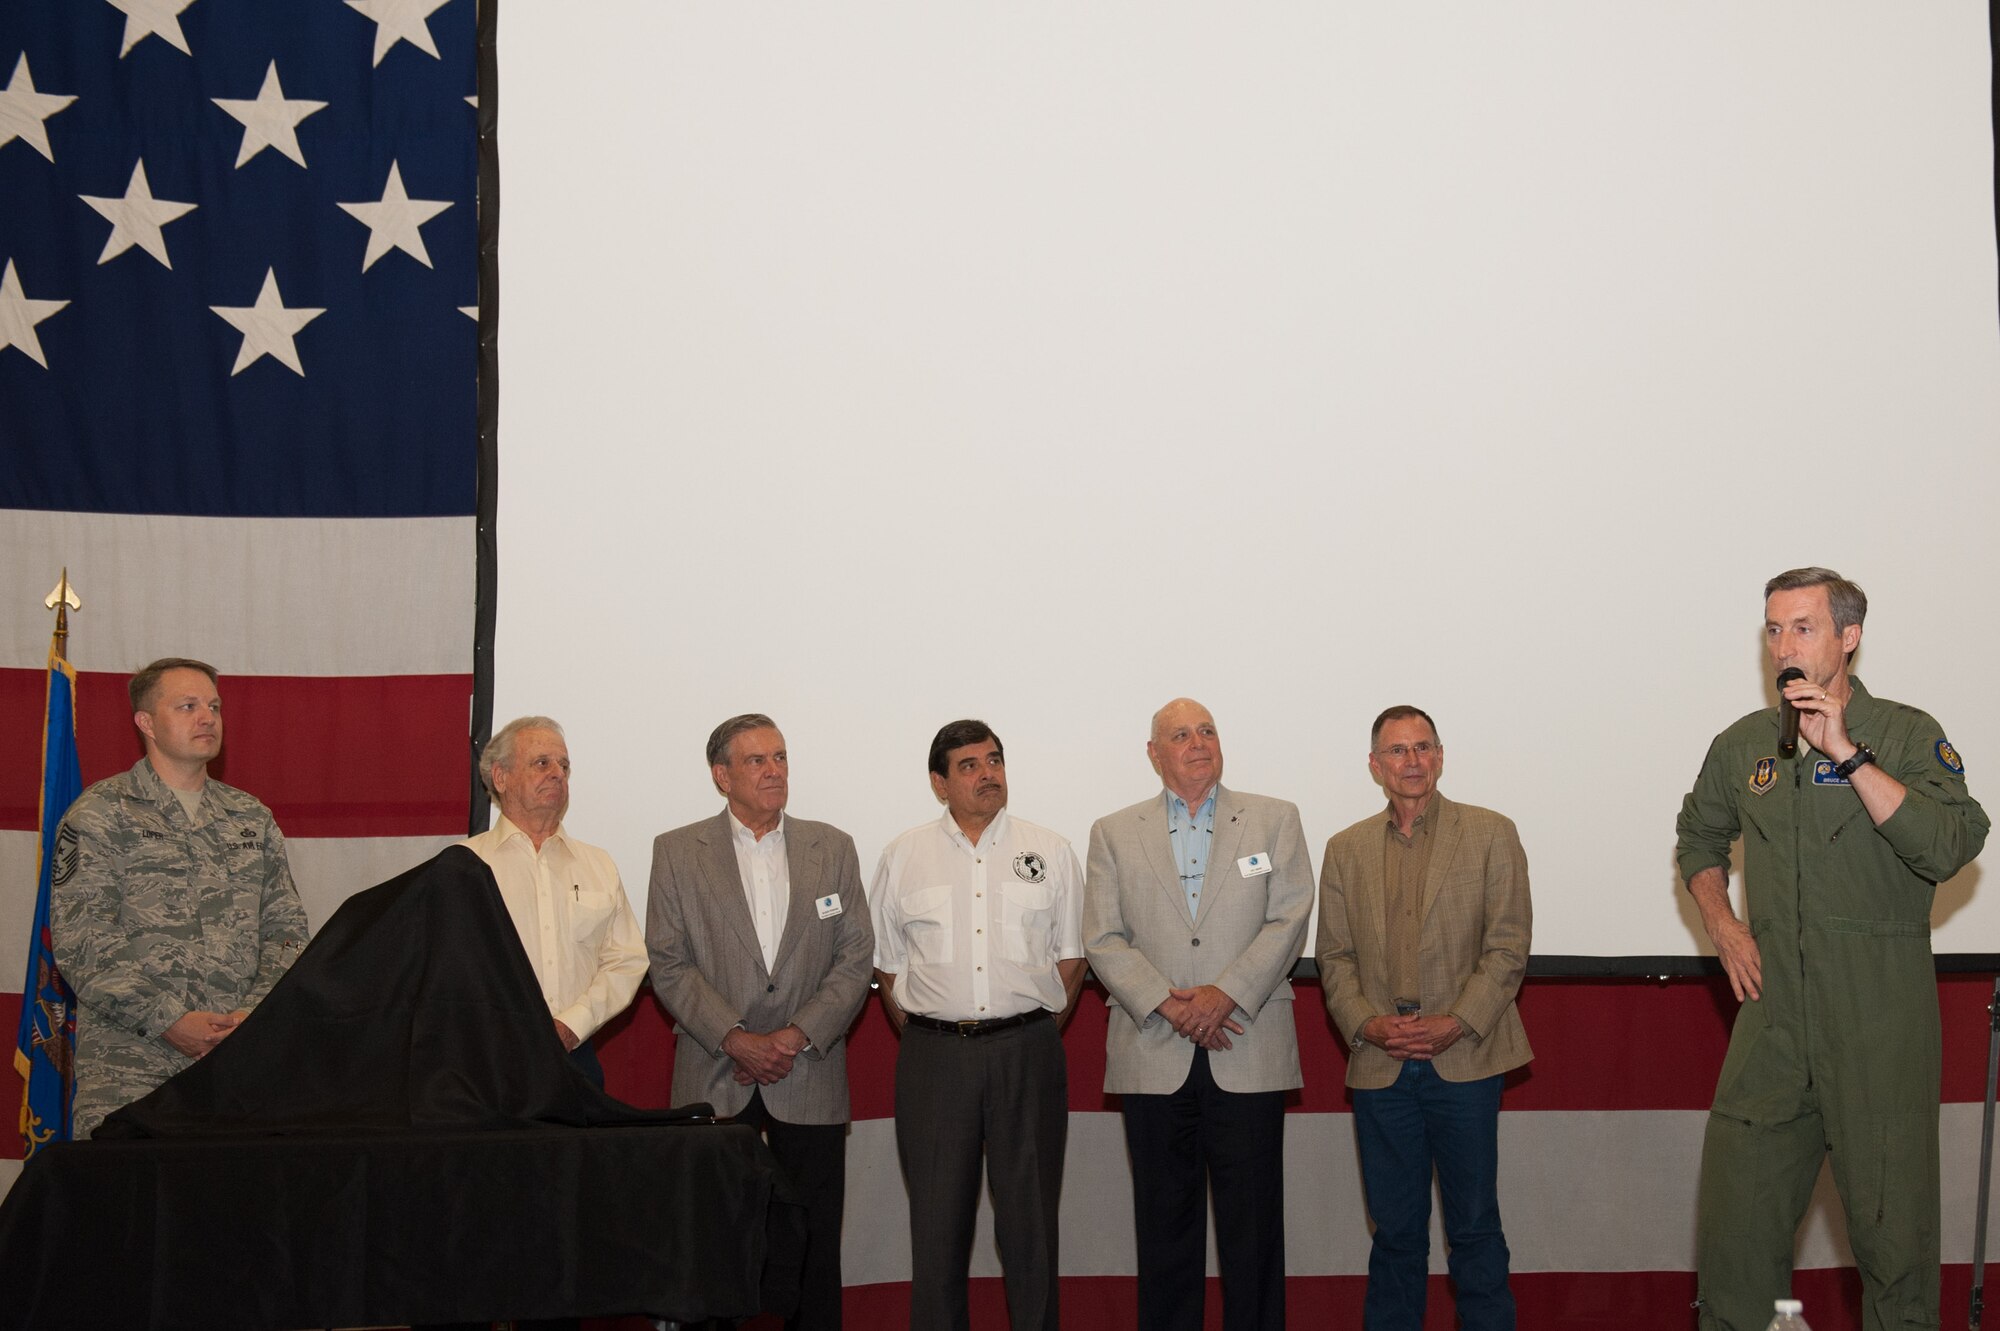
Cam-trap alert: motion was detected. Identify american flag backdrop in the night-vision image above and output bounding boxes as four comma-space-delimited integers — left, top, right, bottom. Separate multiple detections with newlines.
0, 0, 487, 1173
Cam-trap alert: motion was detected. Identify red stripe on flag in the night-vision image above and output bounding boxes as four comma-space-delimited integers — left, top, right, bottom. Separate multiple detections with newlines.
0, 668, 471, 837
577, 1266, 1973, 1331
595, 974, 1999, 1118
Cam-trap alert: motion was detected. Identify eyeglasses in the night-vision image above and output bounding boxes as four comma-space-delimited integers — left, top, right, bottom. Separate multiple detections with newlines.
1373, 742, 1440, 760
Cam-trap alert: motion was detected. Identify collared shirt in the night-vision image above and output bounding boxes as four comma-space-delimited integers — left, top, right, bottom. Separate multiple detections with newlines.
1382, 798, 1438, 1009
729, 810, 789, 972
869, 808, 1085, 1021
1165, 785, 1217, 917
462, 815, 648, 1041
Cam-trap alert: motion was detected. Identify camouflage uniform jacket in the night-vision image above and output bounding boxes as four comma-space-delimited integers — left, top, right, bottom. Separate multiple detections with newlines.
51, 757, 310, 1136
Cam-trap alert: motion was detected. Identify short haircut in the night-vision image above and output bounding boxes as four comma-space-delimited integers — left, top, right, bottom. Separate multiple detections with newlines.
1765, 566, 1868, 633
1370, 705, 1440, 750
479, 716, 565, 798
129, 657, 219, 712
707, 714, 779, 769
928, 719, 1002, 777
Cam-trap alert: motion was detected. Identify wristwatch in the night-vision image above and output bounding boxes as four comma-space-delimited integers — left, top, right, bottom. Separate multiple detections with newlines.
1832, 744, 1876, 780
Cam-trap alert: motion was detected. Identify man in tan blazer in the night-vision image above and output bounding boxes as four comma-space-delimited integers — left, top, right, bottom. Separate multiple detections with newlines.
1084, 698, 1314, 1331
1316, 705, 1532, 1331
647, 714, 874, 1331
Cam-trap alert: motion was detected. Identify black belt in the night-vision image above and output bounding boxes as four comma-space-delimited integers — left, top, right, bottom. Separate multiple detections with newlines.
906, 1008, 1051, 1038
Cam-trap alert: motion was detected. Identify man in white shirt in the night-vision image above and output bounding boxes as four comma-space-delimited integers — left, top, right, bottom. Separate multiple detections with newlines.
870, 720, 1086, 1331
464, 716, 647, 1088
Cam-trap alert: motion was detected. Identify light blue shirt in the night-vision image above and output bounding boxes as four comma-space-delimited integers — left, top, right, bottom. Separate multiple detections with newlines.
1165, 786, 1217, 918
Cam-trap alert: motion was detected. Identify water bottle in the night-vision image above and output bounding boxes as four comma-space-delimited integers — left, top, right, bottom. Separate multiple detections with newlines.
1765, 1298, 1812, 1331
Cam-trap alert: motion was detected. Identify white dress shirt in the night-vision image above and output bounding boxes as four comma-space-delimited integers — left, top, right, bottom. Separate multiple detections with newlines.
729, 810, 790, 972
462, 815, 648, 1041
869, 808, 1084, 1021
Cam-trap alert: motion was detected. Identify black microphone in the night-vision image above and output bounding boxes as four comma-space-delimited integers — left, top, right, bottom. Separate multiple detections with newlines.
1776, 666, 1806, 758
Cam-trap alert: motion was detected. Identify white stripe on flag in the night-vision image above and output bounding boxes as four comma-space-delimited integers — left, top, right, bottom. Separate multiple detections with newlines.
0, 510, 474, 676
0, 830, 461, 981
836, 1103, 1991, 1284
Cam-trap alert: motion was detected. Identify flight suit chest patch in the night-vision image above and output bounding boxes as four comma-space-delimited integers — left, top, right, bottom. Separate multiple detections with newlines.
1747, 756, 1778, 796
1811, 760, 1850, 787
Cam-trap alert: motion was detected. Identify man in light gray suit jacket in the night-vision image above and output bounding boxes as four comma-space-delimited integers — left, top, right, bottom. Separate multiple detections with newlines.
1083, 698, 1314, 1331
647, 714, 874, 1331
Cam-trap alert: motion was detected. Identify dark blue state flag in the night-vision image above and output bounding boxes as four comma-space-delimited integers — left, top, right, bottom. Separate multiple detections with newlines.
15, 642, 79, 1156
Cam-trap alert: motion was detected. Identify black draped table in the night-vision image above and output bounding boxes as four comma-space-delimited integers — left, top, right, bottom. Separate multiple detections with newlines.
0, 848, 803, 1330
0, 1121, 796, 1330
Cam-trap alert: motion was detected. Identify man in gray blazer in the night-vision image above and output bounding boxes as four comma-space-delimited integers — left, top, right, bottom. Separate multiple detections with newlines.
1316, 705, 1532, 1331
1083, 698, 1314, 1331
647, 714, 874, 1331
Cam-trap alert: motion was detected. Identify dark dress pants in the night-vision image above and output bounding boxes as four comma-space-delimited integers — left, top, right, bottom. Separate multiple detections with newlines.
734, 1087, 848, 1331
1353, 1061, 1512, 1331
1120, 1048, 1286, 1331
895, 1014, 1067, 1331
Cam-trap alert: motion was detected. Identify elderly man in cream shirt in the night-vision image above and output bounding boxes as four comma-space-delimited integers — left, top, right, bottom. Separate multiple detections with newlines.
463, 715, 648, 1086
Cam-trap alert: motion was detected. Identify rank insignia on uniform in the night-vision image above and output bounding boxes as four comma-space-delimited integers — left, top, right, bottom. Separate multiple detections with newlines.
1748, 757, 1777, 795
51, 824, 79, 886
1812, 760, 1850, 786
1013, 851, 1047, 884
1936, 739, 1965, 775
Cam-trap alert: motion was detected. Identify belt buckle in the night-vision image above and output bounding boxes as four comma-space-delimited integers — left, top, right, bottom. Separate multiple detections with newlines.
955, 1019, 981, 1037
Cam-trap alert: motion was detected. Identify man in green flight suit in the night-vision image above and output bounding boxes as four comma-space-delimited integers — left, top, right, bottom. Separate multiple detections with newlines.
1677, 567, 1988, 1331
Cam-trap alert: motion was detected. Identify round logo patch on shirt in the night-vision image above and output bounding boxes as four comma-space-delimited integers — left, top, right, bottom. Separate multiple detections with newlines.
1936, 738, 1965, 775
1013, 851, 1047, 884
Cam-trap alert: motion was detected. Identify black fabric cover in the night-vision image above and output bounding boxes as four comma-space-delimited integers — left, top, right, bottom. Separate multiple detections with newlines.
0, 1125, 793, 1329
98, 845, 686, 1137
0, 847, 806, 1328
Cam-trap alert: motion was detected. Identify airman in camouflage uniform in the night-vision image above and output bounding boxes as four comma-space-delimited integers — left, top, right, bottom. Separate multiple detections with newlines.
50, 658, 309, 1137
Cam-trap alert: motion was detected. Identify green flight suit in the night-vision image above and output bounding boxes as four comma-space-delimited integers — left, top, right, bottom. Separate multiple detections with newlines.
1676, 678, 1988, 1331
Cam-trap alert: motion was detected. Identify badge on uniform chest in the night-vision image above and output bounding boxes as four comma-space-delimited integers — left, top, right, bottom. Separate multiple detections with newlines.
1748, 757, 1778, 795
1811, 759, 1851, 787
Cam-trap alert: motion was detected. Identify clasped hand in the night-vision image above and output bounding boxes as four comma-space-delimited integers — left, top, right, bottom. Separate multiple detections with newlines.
725, 1023, 808, 1085
1157, 985, 1242, 1050
1362, 1013, 1463, 1062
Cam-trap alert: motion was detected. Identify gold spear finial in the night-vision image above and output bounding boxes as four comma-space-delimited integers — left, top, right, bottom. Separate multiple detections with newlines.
44, 571, 81, 659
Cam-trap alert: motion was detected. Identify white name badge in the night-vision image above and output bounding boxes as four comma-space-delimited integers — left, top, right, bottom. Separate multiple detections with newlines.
1237, 853, 1274, 878
816, 893, 844, 919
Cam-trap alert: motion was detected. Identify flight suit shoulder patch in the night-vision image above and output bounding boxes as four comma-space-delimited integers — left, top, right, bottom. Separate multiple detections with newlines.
1936, 738, 1965, 775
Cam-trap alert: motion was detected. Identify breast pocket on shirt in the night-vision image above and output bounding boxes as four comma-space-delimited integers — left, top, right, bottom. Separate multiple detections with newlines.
571, 888, 619, 939
999, 879, 1055, 966
904, 885, 955, 965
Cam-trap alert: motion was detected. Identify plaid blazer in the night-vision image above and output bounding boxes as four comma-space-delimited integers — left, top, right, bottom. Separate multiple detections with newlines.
1315, 793, 1533, 1089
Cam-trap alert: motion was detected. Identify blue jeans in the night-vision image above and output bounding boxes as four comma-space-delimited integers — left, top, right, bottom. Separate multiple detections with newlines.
1352, 1061, 1513, 1331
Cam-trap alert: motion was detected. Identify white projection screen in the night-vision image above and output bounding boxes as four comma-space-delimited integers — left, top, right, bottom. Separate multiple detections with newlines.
493, 2, 2000, 963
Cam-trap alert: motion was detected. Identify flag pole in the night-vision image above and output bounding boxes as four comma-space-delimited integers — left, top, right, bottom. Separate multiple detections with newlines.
18, 573, 84, 1155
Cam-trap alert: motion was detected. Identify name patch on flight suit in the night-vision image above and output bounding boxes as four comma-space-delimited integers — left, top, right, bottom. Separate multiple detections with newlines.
1748, 757, 1777, 795
1937, 739, 1965, 774
1811, 760, 1850, 787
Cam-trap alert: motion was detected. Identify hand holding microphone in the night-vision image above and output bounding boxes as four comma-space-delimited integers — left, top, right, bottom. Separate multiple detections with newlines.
1776, 666, 1806, 757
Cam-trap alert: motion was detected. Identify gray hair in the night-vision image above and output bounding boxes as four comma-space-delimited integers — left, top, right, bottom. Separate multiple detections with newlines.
479, 715, 565, 798
1370, 705, 1440, 750
1765, 567, 1867, 633
706, 713, 779, 769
